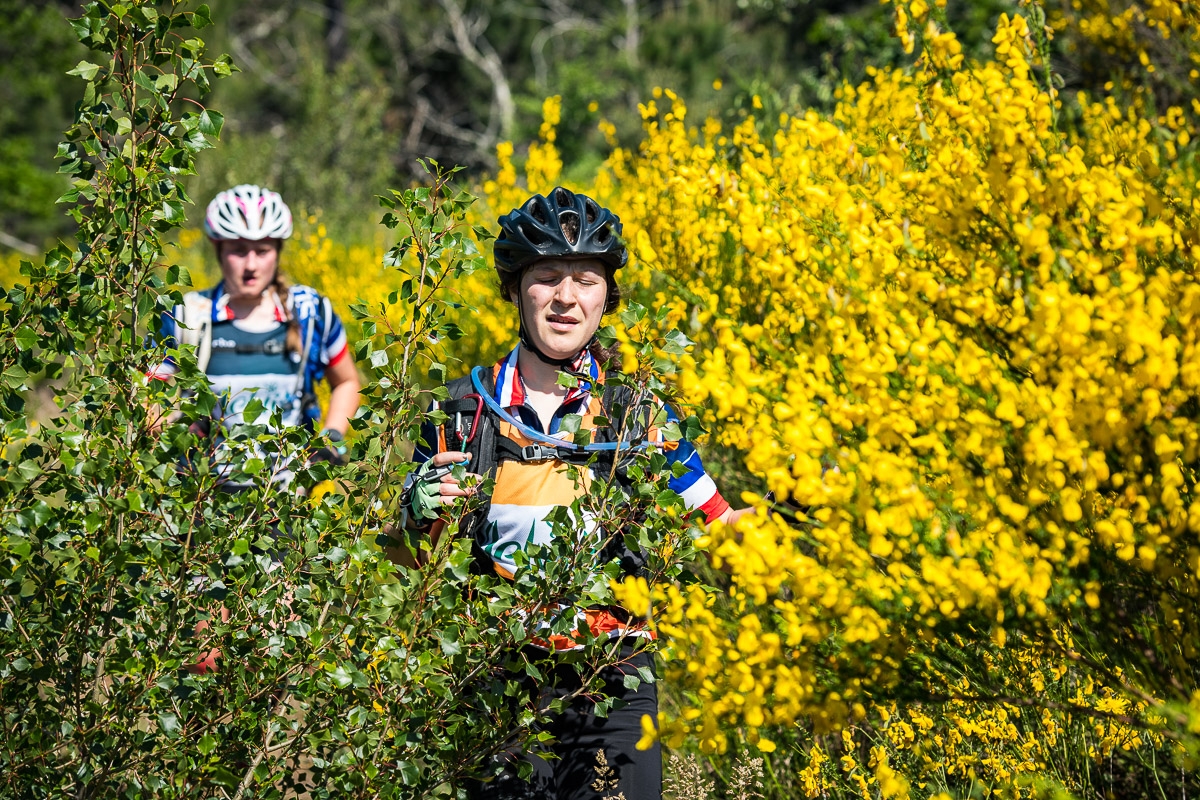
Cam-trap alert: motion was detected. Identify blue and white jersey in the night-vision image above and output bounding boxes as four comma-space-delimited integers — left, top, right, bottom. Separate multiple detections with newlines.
205, 320, 303, 431
151, 282, 350, 484
152, 281, 349, 430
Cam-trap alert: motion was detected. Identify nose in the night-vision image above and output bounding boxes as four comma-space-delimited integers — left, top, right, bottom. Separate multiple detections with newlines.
552, 276, 578, 306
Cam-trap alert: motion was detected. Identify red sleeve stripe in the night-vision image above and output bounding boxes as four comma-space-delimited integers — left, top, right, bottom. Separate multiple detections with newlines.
145, 363, 178, 381
327, 342, 349, 367
699, 492, 730, 525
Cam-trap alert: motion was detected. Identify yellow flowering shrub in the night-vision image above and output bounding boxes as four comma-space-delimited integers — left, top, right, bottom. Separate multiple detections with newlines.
775, 638, 1173, 796
1049, 0, 1200, 93
587, 4, 1200, 795
0, 252, 24, 289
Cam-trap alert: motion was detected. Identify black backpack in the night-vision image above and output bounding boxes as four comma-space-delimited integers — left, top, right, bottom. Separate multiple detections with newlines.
439, 367, 652, 577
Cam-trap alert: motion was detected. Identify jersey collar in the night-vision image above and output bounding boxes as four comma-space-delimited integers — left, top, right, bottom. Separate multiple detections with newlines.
209, 280, 289, 323
493, 345, 599, 411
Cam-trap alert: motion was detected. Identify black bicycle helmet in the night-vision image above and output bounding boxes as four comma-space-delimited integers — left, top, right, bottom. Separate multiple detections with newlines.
494, 186, 628, 276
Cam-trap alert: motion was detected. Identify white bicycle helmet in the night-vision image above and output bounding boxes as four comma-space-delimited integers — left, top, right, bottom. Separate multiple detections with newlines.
203, 184, 293, 241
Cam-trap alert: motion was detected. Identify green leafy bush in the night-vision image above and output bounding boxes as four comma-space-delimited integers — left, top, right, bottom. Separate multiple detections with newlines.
0, 4, 704, 797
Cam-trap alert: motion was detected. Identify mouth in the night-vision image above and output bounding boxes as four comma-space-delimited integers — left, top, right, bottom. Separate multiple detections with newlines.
546, 314, 579, 331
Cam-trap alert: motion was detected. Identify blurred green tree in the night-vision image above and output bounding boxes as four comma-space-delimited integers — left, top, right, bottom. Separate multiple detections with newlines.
0, 0, 85, 250
1, 0, 1026, 246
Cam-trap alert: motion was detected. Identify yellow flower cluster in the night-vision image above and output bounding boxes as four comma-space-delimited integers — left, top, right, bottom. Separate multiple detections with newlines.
583, 4, 1200, 783
0, 252, 26, 290
782, 638, 1166, 798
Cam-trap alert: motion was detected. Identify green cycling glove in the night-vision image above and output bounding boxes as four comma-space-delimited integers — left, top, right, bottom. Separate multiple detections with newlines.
406, 456, 470, 523
409, 460, 445, 522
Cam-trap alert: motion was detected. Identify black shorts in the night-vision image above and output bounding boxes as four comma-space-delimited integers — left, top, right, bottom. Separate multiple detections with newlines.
467, 644, 662, 800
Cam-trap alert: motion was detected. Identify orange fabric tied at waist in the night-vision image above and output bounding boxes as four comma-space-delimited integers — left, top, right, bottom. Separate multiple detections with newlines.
528, 606, 656, 652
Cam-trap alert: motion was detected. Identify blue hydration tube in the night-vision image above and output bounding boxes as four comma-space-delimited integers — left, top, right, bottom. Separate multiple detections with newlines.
469, 365, 652, 456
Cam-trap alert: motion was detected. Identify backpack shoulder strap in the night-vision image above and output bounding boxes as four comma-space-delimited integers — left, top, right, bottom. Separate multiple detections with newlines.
595, 376, 652, 577
443, 368, 498, 575
445, 372, 483, 402
444, 369, 497, 479
288, 286, 319, 396
178, 289, 214, 374
597, 377, 646, 445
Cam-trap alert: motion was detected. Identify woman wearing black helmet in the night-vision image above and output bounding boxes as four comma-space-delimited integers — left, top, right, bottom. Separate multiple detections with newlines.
403, 187, 748, 799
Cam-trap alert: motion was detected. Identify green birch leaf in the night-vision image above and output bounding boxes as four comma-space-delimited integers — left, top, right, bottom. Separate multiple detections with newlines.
198, 109, 223, 137
68, 61, 103, 80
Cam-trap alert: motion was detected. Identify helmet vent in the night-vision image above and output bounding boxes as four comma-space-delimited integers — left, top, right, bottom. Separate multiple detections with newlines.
494, 187, 626, 274
561, 212, 580, 245
204, 184, 293, 241
519, 223, 547, 245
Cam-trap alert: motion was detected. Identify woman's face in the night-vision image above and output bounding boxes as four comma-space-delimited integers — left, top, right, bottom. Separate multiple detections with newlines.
517, 258, 609, 361
218, 239, 280, 301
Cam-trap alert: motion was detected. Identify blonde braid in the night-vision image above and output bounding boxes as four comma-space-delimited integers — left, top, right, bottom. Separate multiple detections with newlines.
270, 269, 303, 358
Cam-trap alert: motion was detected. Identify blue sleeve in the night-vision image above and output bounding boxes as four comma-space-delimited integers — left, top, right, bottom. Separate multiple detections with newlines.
320, 297, 349, 367
660, 403, 728, 518
300, 293, 349, 394
147, 307, 180, 376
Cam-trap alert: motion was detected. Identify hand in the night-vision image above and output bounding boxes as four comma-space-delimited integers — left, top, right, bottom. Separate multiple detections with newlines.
147, 406, 188, 437
308, 428, 349, 466
406, 451, 477, 523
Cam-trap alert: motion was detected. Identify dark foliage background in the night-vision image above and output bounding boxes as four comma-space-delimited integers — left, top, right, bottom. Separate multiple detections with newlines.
2, 0, 1028, 245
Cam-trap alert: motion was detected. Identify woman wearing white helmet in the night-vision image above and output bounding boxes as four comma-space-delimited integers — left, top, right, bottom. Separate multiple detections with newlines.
151, 185, 360, 675
155, 184, 360, 482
